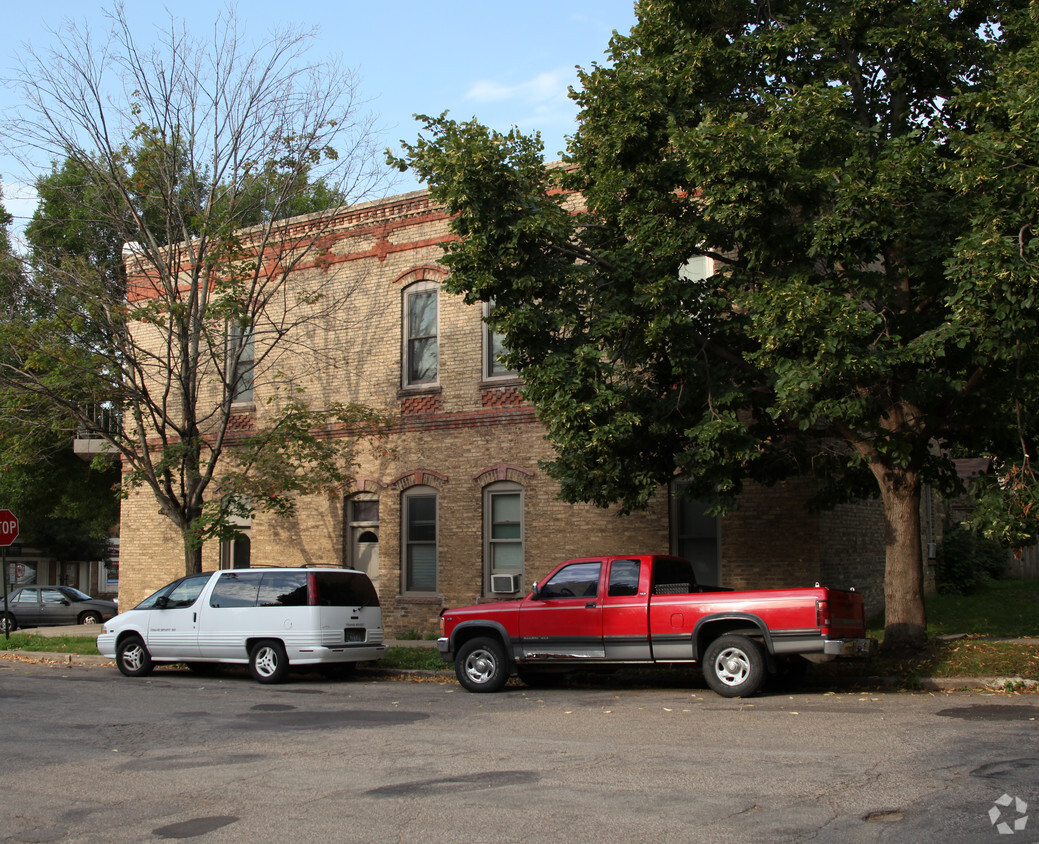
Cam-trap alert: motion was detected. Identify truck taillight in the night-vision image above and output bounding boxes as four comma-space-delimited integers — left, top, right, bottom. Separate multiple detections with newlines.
816, 598, 830, 629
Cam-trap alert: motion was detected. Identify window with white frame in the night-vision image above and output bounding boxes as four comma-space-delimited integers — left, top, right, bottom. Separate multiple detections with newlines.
403, 282, 438, 387
485, 482, 523, 593
402, 486, 437, 592
228, 323, 255, 402
483, 301, 516, 380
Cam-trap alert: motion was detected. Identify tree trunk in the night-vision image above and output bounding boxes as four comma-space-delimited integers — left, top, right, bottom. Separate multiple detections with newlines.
876, 470, 927, 653
184, 541, 203, 576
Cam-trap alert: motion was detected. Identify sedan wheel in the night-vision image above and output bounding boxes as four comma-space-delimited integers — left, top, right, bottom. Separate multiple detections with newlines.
0, 613, 16, 635
79, 611, 103, 625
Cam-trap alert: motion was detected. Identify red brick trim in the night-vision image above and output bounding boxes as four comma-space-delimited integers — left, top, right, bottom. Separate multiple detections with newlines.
480, 383, 526, 407
390, 469, 449, 491
400, 391, 443, 415
348, 478, 387, 494
472, 464, 536, 485
392, 265, 449, 287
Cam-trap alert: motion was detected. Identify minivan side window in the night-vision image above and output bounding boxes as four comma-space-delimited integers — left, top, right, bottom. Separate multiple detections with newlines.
313, 571, 380, 607
209, 571, 308, 608
256, 572, 308, 607
209, 572, 263, 608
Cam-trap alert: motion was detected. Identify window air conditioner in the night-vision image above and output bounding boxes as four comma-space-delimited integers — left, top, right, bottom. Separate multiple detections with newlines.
490, 573, 520, 593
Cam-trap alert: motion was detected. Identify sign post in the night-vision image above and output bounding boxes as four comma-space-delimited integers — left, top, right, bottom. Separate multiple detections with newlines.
0, 509, 19, 641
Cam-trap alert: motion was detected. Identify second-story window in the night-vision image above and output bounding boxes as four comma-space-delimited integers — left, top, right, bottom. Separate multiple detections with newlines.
228, 324, 254, 402
404, 283, 438, 387
483, 300, 516, 380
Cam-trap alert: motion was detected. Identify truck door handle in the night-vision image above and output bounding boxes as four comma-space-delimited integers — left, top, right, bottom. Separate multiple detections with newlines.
586, 602, 597, 609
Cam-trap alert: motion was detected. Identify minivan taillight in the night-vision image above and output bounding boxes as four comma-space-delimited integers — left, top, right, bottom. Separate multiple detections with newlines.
307, 572, 318, 606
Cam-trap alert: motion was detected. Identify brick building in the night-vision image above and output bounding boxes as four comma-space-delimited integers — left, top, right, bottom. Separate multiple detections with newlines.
117, 187, 888, 635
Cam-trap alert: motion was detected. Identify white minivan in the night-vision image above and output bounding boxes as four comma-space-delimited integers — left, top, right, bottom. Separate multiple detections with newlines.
97, 567, 386, 683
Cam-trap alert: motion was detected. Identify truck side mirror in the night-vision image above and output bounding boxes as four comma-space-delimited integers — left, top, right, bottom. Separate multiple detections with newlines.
530, 582, 539, 600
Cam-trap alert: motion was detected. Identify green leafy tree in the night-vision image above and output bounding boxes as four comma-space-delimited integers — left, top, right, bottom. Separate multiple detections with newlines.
0, 5, 392, 576
395, 0, 1038, 651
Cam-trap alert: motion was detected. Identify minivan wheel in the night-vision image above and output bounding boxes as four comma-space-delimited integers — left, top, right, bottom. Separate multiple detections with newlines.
249, 640, 289, 684
116, 635, 154, 677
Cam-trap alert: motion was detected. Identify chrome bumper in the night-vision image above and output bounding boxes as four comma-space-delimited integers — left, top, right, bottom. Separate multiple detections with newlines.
824, 637, 878, 658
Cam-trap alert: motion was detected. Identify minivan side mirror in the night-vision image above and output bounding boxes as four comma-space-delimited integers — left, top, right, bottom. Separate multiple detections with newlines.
154, 596, 169, 609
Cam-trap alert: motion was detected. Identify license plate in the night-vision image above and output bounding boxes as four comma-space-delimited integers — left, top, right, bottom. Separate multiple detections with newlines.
345, 628, 366, 643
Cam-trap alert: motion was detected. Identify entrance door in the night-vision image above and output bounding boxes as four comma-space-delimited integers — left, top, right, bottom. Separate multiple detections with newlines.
144, 574, 208, 660
519, 560, 604, 659
352, 527, 379, 591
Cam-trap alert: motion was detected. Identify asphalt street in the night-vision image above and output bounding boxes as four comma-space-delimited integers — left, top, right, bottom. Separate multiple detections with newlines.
0, 655, 1036, 843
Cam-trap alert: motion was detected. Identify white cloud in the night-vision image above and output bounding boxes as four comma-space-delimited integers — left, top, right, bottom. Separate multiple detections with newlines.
466, 68, 573, 106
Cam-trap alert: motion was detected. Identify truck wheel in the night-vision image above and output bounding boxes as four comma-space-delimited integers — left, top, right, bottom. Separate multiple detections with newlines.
116, 635, 154, 677
249, 640, 290, 684
456, 637, 509, 693
703, 634, 766, 698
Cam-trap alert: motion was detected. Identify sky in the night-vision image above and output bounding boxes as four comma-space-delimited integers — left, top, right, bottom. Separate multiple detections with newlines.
0, 1, 639, 246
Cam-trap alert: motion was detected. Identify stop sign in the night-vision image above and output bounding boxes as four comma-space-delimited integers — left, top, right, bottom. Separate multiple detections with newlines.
0, 510, 18, 547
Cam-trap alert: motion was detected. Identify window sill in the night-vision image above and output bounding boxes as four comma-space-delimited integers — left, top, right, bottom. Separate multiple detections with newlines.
397, 385, 442, 398
395, 594, 443, 604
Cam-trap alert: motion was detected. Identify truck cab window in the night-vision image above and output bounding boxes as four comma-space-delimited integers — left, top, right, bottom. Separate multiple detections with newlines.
539, 562, 602, 599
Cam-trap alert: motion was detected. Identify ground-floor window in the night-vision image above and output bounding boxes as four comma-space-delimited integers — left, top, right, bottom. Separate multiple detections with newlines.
219, 530, 251, 569
670, 485, 720, 586
485, 482, 524, 595
402, 487, 437, 593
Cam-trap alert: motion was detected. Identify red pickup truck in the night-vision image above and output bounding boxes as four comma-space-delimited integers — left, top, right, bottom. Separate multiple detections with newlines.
437, 555, 876, 697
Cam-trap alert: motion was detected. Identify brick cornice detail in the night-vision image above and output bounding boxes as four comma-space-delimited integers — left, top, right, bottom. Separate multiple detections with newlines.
472, 464, 536, 486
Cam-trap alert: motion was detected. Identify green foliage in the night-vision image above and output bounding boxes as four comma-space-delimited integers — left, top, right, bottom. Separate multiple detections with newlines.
936, 525, 1008, 596
395, 0, 1038, 649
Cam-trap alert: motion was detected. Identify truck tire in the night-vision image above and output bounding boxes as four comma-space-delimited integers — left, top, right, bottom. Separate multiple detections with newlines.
455, 636, 509, 693
703, 634, 766, 698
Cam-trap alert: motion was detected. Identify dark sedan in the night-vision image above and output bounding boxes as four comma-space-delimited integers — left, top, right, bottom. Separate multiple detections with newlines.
0, 586, 118, 634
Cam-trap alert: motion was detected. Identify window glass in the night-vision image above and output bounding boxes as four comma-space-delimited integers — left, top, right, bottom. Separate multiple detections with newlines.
12, 589, 37, 605
209, 572, 262, 608
229, 324, 255, 401
608, 559, 641, 597
652, 558, 696, 595
483, 300, 516, 379
539, 562, 602, 599
256, 572, 308, 607
163, 574, 212, 608
406, 289, 438, 384
312, 571, 380, 607
488, 490, 523, 574
404, 492, 437, 592
40, 589, 66, 604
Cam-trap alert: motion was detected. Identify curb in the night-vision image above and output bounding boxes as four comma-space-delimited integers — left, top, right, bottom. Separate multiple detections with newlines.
1, 651, 1034, 690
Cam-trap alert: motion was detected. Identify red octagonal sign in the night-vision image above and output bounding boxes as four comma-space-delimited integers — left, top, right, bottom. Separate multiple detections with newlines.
0, 509, 18, 547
